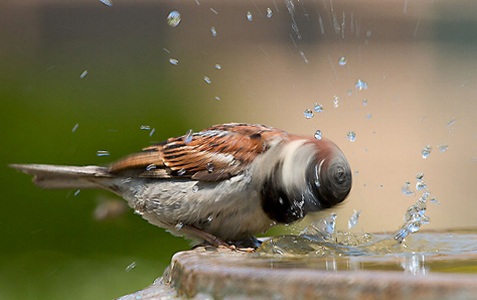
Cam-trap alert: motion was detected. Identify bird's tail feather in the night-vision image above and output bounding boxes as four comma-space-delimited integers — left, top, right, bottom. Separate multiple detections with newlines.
10, 164, 111, 189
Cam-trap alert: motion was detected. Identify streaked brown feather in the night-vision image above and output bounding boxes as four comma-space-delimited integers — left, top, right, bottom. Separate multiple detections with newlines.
109, 123, 292, 181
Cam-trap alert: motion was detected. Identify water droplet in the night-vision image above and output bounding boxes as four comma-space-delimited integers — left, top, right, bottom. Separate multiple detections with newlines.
402, 182, 415, 196
313, 103, 323, 112
74, 189, 81, 196
121, 177, 132, 184
206, 163, 215, 173
146, 164, 156, 171
338, 56, 347, 66
149, 128, 155, 137
266, 8, 273, 18
416, 172, 424, 181
421, 145, 432, 159
183, 129, 193, 144
348, 210, 361, 229
367, 30, 372, 37
437, 144, 449, 153
99, 0, 113, 6
125, 262, 136, 272
207, 215, 214, 222
140, 125, 151, 130
333, 95, 340, 108
446, 117, 456, 127
192, 186, 199, 193
246, 11, 253, 21
167, 11, 181, 27
347, 90, 353, 96
175, 222, 184, 231
169, 58, 179, 65
366, 113, 372, 119
355, 171, 359, 175
215, 63, 222, 70
177, 168, 186, 176
314, 130, 322, 140
347, 131, 356, 142
304, 109, 314, 119
204, 76, 212, 84
96, 150, 110, 156
80, 70, 88, 79
430, 197, 440, 205
210, 8, 218, 14
363, 99, 368, 106
72, 123, 79, 132
355, 79, 368, 91
210, 27, 217, 36
299, 51, 309, 64
416, 181, 427, 191
215, 96, 221, 101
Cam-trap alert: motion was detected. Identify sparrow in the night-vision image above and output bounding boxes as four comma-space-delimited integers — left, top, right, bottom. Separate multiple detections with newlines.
10, 123, 352, 247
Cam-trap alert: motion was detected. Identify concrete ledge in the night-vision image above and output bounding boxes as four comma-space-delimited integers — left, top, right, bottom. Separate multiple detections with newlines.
118, 247, 477, 300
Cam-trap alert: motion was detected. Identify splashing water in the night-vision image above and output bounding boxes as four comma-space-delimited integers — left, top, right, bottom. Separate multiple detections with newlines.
304, 109, 314, 119
266, 8, 273, 18
437, 144, 449, 152
332, 95, 340, 108
246, 11, 253, 21
258, 173, 439, 258
347, 131, 356, 142
203, 76, 212, 84
348, 210, 361, 229
421, 145, 432, 159
215, 64, 222, 70
355, 79, 368, 91
99, 0, 112, 6
183, 129, 193, 144
338, 56, 347, 66
314, 130, 322, 140
96, 150, 110, 156
169, 58, 179, 65
313, 103, 323, 113
167, 11, 181, 27
401, 182, 415, 196
210, 27, 217, 36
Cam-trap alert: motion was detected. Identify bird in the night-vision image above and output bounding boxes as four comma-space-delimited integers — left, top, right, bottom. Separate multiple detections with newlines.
10, 123, 352, 247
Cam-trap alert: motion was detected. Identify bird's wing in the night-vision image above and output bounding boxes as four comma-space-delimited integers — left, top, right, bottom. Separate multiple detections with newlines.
109, 123, 289, 181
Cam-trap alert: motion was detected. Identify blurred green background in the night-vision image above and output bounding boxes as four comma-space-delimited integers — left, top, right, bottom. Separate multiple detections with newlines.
1, 0, 477, 299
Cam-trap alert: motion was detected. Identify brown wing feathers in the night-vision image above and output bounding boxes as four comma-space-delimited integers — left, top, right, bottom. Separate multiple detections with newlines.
108, 124, 283, 181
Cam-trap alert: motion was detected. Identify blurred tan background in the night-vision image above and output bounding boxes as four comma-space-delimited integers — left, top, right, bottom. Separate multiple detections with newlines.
1, 0, 476, 299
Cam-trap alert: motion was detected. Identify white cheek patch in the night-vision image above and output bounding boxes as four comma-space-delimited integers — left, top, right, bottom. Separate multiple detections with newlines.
280, 140, 317, 191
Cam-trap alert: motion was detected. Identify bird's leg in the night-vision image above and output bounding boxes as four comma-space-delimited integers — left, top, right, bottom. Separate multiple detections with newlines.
181, 225, 230, 247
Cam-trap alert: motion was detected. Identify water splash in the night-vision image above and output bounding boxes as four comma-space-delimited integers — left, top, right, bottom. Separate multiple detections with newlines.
401, 182, 415, 196
99, 0, 112, 6
347, 131, 356, 142
348, 210, 361, 229
204, 76, 212, 84
313, 103, 323, 113
183, 129, 193, 144
304, 109, 314, 119
167, 11, 181, 27
246, 11, 253, 21
96, 150, 110, 156
169, 58, 179, 65
314, 130, 322, 140
437, 144, 449, 152
215, 64, 222, 70
355, 79, 368, 91
338, 56, 347, 66
333, 95, 341, 108
80, 70, 88, 79
210, 27, 217, 36
266, 8, 273, 18
125, 262, 136, 272
421, 145, 432, 159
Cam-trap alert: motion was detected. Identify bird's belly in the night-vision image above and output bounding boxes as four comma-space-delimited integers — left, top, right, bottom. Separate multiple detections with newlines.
118, 174, 275, 241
